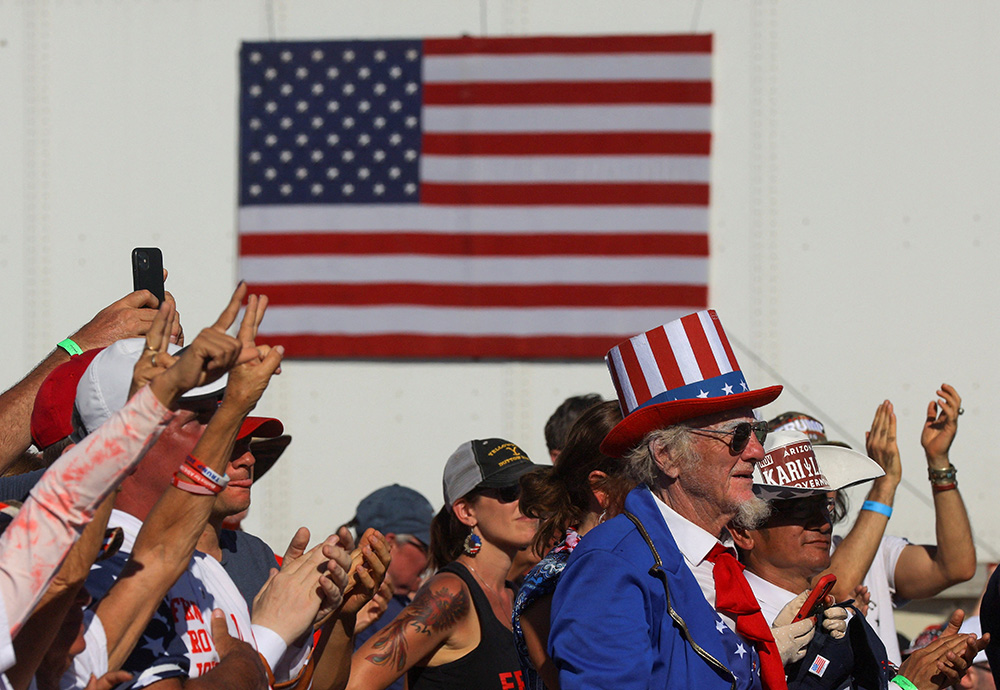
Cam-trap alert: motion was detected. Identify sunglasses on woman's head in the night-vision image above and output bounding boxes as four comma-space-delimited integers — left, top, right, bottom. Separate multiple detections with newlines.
687, 420, 769, 453
478, 485, 521, 504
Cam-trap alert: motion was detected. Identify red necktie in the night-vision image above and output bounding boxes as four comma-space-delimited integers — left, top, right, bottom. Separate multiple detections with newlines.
706, 543, 788, 690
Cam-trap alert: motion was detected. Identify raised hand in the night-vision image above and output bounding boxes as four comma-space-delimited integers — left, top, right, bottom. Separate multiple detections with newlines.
922, 384, 962, 465
252, 532, 342, 645
315, 540, 353, 625
280, 526, 312, 564
143, 284, 260, 408
129, 300, 178, 399
339, 528, 391, 617
221, 289, 283, 418
865, 400, 902, 486
896, 610, 988, 689
336, 524, 357, 553
71, 267, 184, 350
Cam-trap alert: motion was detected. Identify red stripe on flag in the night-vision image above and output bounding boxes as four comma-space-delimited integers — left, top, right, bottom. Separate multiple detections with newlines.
421, 183, 709, 206
681, 312, 721, 379
645, 325, 686, 390
259, 334, 624, 359
421, 132, 712, 156
708, 310, 740, 371
240, 232, 709, 257
423, 81, 712, 106
244, 283, 708, 308
616, 339, 652, 407
423, 35, 713, 56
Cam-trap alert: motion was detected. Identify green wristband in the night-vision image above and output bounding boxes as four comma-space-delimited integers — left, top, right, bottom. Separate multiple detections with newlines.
56, 338, 83, 356
891, 674, 918, 690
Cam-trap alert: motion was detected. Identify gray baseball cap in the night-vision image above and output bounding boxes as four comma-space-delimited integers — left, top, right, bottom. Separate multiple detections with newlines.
443, 438, 536, 506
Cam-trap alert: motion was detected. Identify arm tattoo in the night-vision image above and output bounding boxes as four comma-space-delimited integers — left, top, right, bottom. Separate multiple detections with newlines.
365, 583, 470, 672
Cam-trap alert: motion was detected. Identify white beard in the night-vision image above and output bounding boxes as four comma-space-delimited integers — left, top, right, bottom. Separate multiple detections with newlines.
732, 496, 772, 530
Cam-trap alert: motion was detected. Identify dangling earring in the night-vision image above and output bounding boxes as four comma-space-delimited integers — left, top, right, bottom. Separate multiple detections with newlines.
463, 530, 482, 556
598, 510, 607, 525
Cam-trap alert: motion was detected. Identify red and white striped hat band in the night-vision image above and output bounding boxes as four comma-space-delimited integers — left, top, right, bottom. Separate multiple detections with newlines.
606, 310, 748, 415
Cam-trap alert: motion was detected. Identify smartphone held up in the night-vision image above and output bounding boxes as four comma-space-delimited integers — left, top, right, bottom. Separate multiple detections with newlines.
131, 247, 165, 305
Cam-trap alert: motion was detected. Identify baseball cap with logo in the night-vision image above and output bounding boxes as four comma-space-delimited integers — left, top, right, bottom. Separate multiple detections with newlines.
443, 438, 536, 507
753, 430, 884, 501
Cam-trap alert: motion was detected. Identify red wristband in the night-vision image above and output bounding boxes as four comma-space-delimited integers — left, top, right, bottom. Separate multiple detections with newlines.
931, 482, 957, 494
172, 475, 218, 495
185, 455, 229, 488
177, 464, 224, 493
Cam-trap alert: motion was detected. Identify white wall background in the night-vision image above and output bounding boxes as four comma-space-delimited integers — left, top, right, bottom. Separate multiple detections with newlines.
2, 2, 999, 587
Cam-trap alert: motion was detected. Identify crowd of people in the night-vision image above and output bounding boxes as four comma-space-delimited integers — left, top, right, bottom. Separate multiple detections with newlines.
0, 284, 996, 690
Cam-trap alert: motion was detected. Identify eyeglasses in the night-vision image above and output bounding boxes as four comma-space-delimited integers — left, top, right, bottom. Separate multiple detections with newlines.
478, 485, 521, 504
402, 537, 429, 556
687, 421, 769, 453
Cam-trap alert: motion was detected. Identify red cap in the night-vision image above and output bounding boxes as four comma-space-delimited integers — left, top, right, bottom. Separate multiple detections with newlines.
31, 348, 104, 449
238, 416, 283, 440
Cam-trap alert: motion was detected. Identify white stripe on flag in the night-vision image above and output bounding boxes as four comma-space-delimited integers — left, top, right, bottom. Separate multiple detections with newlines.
239, 205, 709, 234
423, 54, 712, 83
240, 256, 707, 285
420, 155, 710, 184
608, 347, 638, 413
698, 311, 733, 374
632, 333, 668, 398
662, 319, 701, 384
259, 305, 691, 337
422, 105, 711, 133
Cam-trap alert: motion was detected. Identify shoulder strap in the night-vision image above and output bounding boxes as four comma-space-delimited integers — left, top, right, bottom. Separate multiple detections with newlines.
439, 561, 494, 623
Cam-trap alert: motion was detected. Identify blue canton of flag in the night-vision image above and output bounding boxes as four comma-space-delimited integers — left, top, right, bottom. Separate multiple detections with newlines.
240, 41, 423, 206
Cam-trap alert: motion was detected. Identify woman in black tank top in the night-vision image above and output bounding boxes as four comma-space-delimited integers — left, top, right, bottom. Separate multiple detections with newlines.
348, 439, 539, 690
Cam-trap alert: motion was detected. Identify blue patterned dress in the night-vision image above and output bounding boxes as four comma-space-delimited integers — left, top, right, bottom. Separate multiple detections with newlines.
512, 528, 580, 690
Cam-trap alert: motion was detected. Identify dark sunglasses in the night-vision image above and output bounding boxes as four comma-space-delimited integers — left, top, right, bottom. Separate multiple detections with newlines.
478, 485, 522, 504
771, 495, 835, 522
688, 421, 769, 453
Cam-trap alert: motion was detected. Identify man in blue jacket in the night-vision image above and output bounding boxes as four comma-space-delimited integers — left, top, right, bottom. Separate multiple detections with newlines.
549, 310, 811, 690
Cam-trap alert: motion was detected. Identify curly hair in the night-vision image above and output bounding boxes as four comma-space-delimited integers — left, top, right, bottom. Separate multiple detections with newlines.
520, 401, 635, 554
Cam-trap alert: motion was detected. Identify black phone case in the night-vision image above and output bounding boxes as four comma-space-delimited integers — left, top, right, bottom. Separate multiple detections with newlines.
131, 247, 165, 304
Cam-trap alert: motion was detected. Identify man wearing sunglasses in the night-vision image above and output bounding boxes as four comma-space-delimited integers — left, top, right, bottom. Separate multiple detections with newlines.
550, 311, 806, 690
732, 430, 986, 690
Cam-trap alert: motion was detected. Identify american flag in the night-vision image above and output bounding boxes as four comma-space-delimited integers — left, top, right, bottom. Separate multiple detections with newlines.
238, 35, 712, 359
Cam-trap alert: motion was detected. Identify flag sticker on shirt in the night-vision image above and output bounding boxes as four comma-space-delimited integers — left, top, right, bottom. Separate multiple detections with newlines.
809, 655, 830, 677
238, 35, 713, 359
